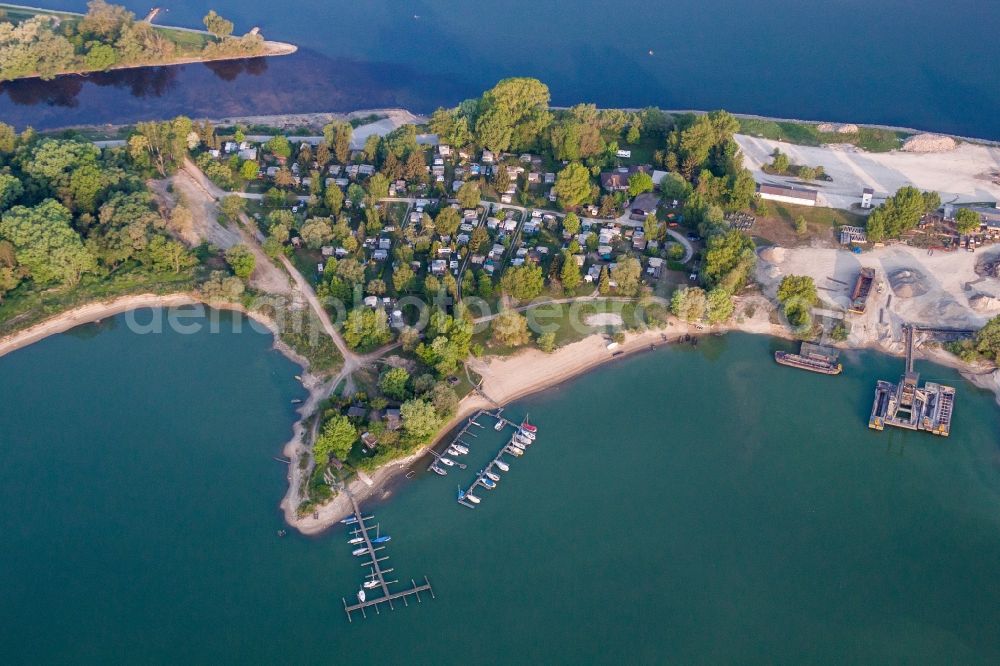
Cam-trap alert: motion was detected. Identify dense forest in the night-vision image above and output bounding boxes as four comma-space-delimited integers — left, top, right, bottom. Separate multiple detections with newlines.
0, 1, 264, 81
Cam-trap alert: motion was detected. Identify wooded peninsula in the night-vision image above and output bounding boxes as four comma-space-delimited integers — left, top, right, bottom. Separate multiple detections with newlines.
0, 1, 294, 82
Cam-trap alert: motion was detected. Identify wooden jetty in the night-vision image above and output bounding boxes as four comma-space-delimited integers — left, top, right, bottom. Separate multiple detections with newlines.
868, 325, 955, 436
341, 495, 434, 622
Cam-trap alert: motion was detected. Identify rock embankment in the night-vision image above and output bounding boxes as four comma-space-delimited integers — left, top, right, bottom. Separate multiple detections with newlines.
902, 133, 958, 153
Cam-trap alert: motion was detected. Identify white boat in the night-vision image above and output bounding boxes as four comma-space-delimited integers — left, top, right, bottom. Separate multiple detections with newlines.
479, 476, 497, 489
451, 443, 469, 455
430, 464, 447, 476
494, 420, 505, 431
438, 457, 456, 467
446, 446, 462, 456
495, 460, 509, 472
358, 589, 366, 603
518, 428, 536, 441
352, 547, 369, 556
485, 470, 500, 482
506, 445, 524, 457
348, 536, 364, 545
363, 579, 380, 589
465, 493, 481, 504
514, 433, 532, 446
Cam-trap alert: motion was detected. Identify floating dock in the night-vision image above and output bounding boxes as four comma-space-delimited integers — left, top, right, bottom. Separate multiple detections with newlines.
774, 342, 842, 375
868, 325, 955, 436
341, 495, 434, 622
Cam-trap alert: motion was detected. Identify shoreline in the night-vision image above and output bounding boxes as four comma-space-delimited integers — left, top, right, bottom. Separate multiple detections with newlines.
0, 289, 996, 537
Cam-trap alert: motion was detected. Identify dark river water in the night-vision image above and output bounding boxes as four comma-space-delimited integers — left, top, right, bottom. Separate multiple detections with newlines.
2, 0, 999, 137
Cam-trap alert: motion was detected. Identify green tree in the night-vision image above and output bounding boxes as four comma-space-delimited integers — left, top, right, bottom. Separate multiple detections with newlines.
474, 77, 552, 152
559, 251, 581, 290
562, 212, 580, 236
598, 266, 610, 294
313, 415, 356, 465
218, 195, 245, 224
703, 230, 756, 291
706, 287, 734, 324
500, 264, 544, 301
553, 162, 593, 209
225, 244, 255, 279
537, 330, 557, 353
955, 208, 981, 235
659, 171, 693, 201
323, 121, 353, 164
477, 271, 494, 299
203, 10, 234, 39
399, 398, 442, 443
378, 367, 411, 401
627, 171, 654, 197
865, 186, 927, 242
343, 307, 391, 349
794, 215, 807, 234
392, 263, 415, 293
777, 274, 818, 329
266, 135, 291, 159
239, 160, 259, 180
325, 183, 344, 216
299, 217, 333, 249
770, 150, 790, 173
435, 207, 462, 237
670, 286, 707, 322
491, 309, 530, 346
429, 107, 472, 147
611, 256, 642, 296
644, 213, 664, 242
456, 181, 480, 209
367, 172, 390, 202
84, 43, 118, 70
0, 173, 24, 211
0, 199, 96, 285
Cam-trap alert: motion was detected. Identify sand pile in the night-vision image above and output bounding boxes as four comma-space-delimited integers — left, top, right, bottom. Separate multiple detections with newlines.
902, 133, 957, 153
888, 268, 929, 298
969, 293, 997, 312
759, 247, 787, 263
817, 123, 859, 134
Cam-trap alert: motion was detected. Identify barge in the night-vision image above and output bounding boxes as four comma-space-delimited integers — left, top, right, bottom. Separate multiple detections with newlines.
774, 343, 842, 375
848, 267, 876, 314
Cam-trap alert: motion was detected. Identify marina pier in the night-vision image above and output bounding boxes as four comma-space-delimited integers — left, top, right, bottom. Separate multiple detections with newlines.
341, 494, 434, 622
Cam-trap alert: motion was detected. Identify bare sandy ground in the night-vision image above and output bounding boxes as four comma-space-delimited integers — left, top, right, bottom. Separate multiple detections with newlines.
736, 134, 1000, 210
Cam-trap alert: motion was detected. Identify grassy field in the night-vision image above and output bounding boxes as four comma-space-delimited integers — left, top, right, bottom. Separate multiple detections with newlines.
738, 117, 908, 153
752, 202, 866, 247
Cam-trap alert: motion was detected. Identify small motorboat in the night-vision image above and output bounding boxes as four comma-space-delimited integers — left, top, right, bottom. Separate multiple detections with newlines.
446, 446, 462, 456
430, 464, 447, 476
438, 457, 456, 467
514, 433, 532, 446
372, 535, 391, 544
479, 476, 497, 490
348, 536, 364, 545
451, 443, 469, 455
363, 579, 380, 589
518, 429, 536, 441
485, 470, 500, 482
352, 547, 369, 556
341, 515, 358, 525
358, 589, 366, 603
506, 445, 524, 457
495, 460, 510, 472
465, 493, 481, 504
494, 420, 505, 431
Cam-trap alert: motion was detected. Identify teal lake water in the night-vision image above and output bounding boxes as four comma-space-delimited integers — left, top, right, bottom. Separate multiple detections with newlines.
4, 1, 1000, 138
2, 311, 1000, 663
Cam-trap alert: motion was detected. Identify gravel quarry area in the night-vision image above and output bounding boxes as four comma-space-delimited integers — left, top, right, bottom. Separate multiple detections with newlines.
736, 134, 1000, 211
